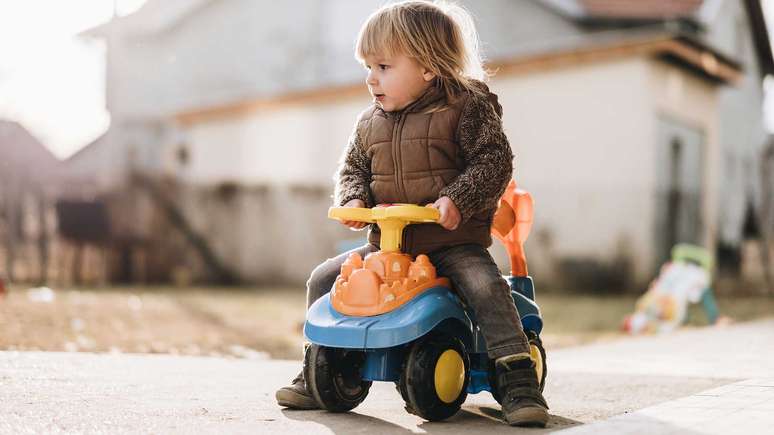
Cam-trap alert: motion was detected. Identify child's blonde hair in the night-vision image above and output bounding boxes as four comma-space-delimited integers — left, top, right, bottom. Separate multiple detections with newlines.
355, 0, 489, 103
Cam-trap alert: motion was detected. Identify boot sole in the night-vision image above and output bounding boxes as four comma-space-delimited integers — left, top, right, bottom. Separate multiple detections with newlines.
505, 406, 549, 427
275, 388, 320, 410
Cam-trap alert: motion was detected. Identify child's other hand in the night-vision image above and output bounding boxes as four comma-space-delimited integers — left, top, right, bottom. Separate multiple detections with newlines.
341, 199, 368, 230
426, 196, 461, 231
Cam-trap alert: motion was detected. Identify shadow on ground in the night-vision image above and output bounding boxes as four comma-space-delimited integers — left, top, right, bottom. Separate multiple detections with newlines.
282, 405, 583, 433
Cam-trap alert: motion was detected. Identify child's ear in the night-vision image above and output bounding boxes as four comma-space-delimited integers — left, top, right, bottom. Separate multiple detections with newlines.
422, 68, 436, 82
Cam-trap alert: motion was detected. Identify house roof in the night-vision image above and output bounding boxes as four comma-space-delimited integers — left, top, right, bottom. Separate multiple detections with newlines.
79, 0, 770, 127
65, 131, 107, 163
580, 0, 704, 19
80, 0, 211, 38
540, 0, 708, 22
176, 31, 743, 125
540, 0, 774, 75
495, 31, 742, 82
0, 120, 62, 184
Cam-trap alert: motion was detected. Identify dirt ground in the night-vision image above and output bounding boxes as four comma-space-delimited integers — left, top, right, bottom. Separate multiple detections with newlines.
1, 285, 772, 360
0, 286, 307, 359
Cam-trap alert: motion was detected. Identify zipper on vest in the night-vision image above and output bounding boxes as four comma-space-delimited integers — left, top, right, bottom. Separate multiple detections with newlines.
391, 93, 431, 203
393, 112, 408, 201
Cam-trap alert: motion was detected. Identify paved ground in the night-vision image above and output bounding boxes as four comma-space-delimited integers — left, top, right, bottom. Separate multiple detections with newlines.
1, 319, 772, 434
562, 378, 774, 435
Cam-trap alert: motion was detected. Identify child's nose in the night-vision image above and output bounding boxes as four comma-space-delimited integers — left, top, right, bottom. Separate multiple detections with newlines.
366, 71, 377, 86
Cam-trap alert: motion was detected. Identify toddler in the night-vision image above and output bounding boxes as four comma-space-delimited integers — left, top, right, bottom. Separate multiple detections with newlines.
276, 0, 548, 427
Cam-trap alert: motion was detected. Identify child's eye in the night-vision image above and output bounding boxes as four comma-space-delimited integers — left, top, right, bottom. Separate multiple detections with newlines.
379, 64, 389, 70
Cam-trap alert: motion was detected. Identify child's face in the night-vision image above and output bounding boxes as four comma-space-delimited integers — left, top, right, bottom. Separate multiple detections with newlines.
363, 53, 436, 112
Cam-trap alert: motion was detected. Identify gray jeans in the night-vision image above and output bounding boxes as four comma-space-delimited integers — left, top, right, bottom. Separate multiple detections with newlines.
306, 243, 529, 359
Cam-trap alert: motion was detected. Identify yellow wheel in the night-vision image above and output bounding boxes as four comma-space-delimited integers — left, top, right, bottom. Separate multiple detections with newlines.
398, 331, 470, 421
434, 349, 466, 403
530, 340, 545, 386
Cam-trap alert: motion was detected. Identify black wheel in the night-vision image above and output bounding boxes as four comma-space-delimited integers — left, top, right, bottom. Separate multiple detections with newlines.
398, 331, 470, 421
488, 330, 547, 404
304, 344, 372, 412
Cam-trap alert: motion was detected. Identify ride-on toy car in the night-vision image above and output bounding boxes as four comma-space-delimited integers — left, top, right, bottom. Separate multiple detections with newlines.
303, 180, 545, 421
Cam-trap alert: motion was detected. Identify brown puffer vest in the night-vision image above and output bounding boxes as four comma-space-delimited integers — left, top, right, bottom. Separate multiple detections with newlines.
357, 83, 502, 256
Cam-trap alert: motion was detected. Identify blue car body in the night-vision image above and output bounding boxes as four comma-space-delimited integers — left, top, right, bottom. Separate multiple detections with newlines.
304, 276, 543, 392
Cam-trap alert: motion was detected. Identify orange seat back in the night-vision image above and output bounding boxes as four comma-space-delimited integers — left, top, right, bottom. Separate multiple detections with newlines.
491, 180, 534, 277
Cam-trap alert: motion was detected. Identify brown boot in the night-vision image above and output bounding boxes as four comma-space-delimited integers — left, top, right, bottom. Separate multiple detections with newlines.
496, 354, 549, 427
275, 370, 319, 410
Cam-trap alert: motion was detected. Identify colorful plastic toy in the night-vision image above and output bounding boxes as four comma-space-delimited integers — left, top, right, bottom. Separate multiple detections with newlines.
623, 243, 720, 334
303, 180, 546, 421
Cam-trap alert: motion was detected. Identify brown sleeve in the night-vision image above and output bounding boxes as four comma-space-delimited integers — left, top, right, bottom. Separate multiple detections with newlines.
438, 92, 514, 223
333, 117, 374, 207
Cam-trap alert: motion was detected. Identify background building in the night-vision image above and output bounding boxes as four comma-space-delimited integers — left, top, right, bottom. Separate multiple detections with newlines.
59, 0, 773, 290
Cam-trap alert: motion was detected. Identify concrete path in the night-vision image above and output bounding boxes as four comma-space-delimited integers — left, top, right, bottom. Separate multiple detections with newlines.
1, 319, 772, 434
562, 378, 774, 434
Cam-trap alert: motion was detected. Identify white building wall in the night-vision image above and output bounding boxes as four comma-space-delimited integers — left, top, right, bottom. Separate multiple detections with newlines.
179, 58, 672, 286
179, 95, 372, 186
491, 58, 656, 285
708, 0, 768, 245
175, 93, 374, 283
80, 0, 759, 286
175, 56, 725, 287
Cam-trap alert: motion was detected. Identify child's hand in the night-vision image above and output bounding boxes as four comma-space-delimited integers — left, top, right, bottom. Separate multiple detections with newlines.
341, 199, 368, 230
426, 196, 461, 230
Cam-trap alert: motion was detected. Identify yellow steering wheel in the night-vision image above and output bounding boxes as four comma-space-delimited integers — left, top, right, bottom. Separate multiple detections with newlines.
328, 204, 440, 252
